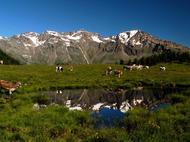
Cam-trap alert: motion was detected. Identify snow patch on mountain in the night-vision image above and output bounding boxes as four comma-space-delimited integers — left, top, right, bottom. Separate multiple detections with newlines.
135, 41, 142, 45
104, 37, 116, 42
132, 39, 142, 46
0, 36, 7, 40
59, 31, 83, 44
46, 31, 60, 37
27, 36, 40, 46
61, 38, 71, 46
91, 35, 103, 43
19, 32, 46, 47
119, 30, 138, 44
71, 30, 84, 36
104, 37, 110, 40
23, 43, 32, 47
66, 34, 82, 41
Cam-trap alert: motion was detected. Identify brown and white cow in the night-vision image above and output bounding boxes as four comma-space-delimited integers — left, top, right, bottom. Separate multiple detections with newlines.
105, 66, 113, 75
114, 69, 123, 78
0, 80, 21, 94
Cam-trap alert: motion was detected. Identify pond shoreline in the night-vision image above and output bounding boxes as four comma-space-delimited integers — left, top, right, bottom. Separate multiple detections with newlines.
36, 82, 190, 92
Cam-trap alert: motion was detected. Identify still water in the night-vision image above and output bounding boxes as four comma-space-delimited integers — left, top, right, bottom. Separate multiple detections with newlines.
33, 87, 180, 127
36, 87, 174, 112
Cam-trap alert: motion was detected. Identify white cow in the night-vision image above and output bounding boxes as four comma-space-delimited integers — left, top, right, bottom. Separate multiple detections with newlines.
160, 66, 166, 71
131, 64, 143, 71
137, 65, 143, 70
124, 64, 148, 71
0, 60, 3, 64
144, 66, 149, 69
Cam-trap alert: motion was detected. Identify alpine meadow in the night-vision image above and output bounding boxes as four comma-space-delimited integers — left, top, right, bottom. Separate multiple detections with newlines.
0, 0, 190, 141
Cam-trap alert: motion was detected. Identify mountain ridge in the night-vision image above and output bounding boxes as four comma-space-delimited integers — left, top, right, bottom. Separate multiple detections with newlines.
0, 30, 189, 64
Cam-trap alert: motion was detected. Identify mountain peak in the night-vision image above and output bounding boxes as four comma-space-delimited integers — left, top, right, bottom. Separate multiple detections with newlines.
20, 32, 39, 37
118, 30, 139, 44
44, 31, 61, 37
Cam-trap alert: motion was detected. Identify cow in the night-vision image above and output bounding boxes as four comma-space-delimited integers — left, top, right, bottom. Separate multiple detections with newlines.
56, 65, 63, 72
128, 64, 140, 71
0, 60, 3, 64
105, 66, 113, 75
114, 69, 123, 78
160, 66, 166, 71
144, 66, 149, 69
126, 64, 147, 71
0, 80, 21, 95
136, 65, 143, 70
69, 65, 73, 72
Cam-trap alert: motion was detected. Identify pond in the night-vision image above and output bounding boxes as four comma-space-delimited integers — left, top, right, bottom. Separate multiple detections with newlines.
36, 87, 177, 112
32, 87, 181, 127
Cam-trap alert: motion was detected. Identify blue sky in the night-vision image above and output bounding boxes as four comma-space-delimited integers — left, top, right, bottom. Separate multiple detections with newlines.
0, 0, 189, 47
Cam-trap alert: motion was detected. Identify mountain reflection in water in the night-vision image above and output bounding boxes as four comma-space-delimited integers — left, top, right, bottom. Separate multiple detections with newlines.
37, 87, 175, 112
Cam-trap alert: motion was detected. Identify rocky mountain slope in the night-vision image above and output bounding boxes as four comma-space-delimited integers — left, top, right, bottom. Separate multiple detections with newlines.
0, 30, 189, 64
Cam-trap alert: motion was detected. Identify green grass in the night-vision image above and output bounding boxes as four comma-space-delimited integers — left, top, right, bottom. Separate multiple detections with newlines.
0, 63, 189, 141
0, 88, 189, 141
0, 63, 189, 93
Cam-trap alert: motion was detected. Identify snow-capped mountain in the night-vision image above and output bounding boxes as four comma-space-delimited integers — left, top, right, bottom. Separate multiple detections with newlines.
0, 30, 188, 64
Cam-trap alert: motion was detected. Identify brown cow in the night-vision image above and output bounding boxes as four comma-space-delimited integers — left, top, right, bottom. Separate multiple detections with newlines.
0, 80, 21, 94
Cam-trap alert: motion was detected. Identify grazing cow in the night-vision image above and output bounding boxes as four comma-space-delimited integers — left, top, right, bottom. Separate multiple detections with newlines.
137, 65, 143, 70
56, 66, 58, 72
129, 64, 140, 71
56, 65, 63, 72
144, 66, 149, 69
0, 60, 3, 64
69, 65, 73, 72
127, 64, 141, 71
160, 66, 166, 71
105, 66, 113, 75
0, 80, 21, 95
114, 69, 123, 78
126, 64, 148, 71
